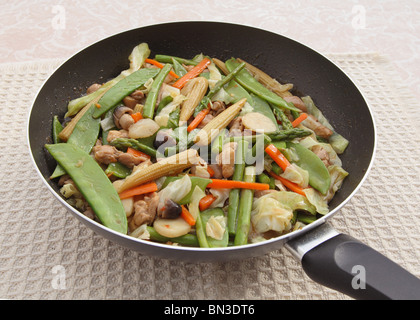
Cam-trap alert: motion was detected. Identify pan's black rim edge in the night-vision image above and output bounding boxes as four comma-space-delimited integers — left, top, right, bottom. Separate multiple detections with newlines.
26, 21, 378, 254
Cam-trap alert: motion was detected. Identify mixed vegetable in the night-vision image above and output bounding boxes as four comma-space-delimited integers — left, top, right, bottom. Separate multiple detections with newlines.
46, 43, 349, 247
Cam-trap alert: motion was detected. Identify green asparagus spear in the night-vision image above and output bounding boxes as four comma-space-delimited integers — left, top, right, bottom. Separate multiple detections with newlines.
268, 128, 312, 141
227, 140, 249, 236
234, 166, 256, 246
110, 138, 157, 158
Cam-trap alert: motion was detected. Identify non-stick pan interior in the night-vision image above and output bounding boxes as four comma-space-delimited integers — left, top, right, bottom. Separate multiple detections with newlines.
29, 21, 375, 215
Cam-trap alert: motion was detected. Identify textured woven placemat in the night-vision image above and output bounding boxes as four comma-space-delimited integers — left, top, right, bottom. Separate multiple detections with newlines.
0, 53, 419, 300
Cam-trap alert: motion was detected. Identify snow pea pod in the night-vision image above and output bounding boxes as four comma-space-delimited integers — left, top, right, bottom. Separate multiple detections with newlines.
50, 105, 101, 179
105, 162, 131, 179
287, 142, 331, 194
45, 143, 127, 234
52, 115, 63, 144
225, 58, 300, 113
92, 67, 160, 118
200, 208, 229, 248
224, 79, 254, 105
251, 94, 279, 132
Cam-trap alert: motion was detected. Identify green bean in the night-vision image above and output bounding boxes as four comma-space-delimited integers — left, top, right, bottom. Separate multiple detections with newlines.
227, 140, 249, 236
145, 227, 199, 246
143, 64, 172, 119
297, 212, 317, 224
233, 166, 256, 246
193, 61, 246, 117
154, 54, 198, 66
270, 161, 283, 176
225, 58, 300, 113
92, 67, 160, 119
45, 143, 127, 234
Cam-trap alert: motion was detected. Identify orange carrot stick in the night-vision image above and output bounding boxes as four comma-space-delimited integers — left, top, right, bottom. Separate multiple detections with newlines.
181, 205, 196, 226
172, 58, 211, 89
118, 182, 158, 199
187, 106, 210, 132
207, 179, 269, 191
126, 147, 150, 159
265, 144, 291, 171
199, 194, 216, 211
145, 58, 179, 78
267, 171, 306, 196
131, 112, 143, 123
292, 113, 308, 127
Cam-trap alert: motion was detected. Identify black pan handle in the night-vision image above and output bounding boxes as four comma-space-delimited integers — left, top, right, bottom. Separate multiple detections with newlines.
285, 223, 420, 300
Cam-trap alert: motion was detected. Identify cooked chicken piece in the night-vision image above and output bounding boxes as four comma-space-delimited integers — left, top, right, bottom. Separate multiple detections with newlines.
118, 152, 149, 169
310, 144, 331, 167
302, 115, 333, 139
92, 145, 122, 164
197, 114, 214, 129
283, 96, 308, 112
216, 142, 237, 178
130, 192, 159, 230
208, 164, 223, 179
106, 129, 129, 143
123, 90, 145, 109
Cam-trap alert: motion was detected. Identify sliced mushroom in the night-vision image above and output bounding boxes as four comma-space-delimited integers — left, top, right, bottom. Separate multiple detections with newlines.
113, 106, 133, 129
159, 199, 182, 219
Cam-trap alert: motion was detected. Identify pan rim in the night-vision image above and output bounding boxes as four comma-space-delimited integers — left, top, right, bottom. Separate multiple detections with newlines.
27, 21, 377, 253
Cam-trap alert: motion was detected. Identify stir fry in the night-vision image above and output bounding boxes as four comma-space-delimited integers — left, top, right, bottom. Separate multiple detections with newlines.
46, 43, 349, 247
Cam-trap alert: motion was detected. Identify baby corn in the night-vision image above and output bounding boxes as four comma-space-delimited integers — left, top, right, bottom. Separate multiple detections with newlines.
180, 77, 209, 124
116, 149, 200, 193
237, 58, 293, 97
194, 98, 247, 147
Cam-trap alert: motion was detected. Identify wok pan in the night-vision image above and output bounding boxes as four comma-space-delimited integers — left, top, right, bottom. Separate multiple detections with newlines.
28, 21, 420, 299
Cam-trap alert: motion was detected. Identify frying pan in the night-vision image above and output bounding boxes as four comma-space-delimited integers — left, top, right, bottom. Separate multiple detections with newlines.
27, 21, 420, 299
